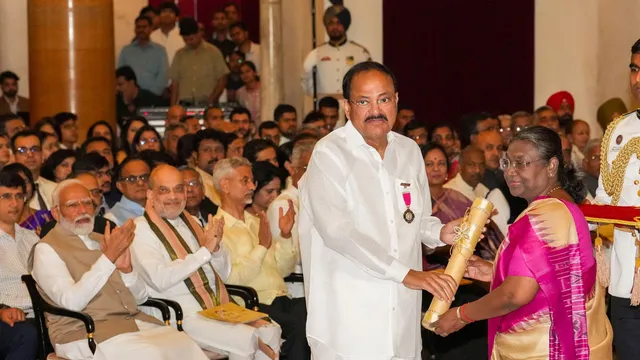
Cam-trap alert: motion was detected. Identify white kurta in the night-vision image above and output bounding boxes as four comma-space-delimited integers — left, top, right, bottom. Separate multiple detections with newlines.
595, 111, 640, 299
32, 233, 207, 360
443, 173, 510, 236
267, 182, 304, 298
298, 121, 445, 360
130, 215, 281, 360
150, 27, 184, 66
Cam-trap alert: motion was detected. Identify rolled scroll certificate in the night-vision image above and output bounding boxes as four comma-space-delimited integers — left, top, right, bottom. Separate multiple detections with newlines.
422, 197, 494, 330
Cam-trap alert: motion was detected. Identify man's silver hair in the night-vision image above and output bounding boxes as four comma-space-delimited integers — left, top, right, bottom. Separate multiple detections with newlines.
292, 142, 315, 166
583, 138, 602, 157
52, 179, 85, 207
212, 157, 252, 192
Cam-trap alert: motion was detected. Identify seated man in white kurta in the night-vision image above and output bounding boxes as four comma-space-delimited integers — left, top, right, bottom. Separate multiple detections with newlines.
31, 179, 207, 360
130, 165, 280, 359
443, 146, 510, 236
266, 141, 315, 298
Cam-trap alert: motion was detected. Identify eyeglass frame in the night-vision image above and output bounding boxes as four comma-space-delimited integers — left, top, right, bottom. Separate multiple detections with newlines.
348, 95, 396, 109
59, 198, 95, 211
119, 173, 150, 184
15, 146, 42, 155
499, 158, 546, 171
0, 192, 27, 202
138, 137, 160, 146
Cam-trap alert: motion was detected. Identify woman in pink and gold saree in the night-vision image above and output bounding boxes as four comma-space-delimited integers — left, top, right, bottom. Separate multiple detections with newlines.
433, 126, 612, 360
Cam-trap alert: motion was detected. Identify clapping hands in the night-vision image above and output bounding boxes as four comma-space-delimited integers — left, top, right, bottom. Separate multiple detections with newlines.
202, 215, 225, 253
278, 200, 296, 238
101, 219, 136, 273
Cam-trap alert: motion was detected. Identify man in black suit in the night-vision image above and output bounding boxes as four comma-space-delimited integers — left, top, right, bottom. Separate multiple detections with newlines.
180, 166, 217, 226
39, 173, 117, 238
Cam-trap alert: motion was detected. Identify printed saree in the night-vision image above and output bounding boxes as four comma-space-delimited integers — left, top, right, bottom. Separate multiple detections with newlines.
489, 197, 612, 360
20, 209, 52, 236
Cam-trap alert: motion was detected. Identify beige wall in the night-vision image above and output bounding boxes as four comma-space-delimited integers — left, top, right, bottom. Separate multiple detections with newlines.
114, 0, 148, 63
596, 0, 640, 119
0, 0, 29, 95
535, 0, 640, 137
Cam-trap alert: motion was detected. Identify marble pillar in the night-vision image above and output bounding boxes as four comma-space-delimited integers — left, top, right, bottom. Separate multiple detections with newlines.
259, 0, 284, 123
28, 0, 116, 142
281, 0, 313, 119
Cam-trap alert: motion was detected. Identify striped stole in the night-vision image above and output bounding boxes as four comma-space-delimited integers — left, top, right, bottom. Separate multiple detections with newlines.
144, 210, 230, 309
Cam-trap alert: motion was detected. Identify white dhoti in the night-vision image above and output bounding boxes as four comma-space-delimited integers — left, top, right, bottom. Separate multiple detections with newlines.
182, 313, 282, 360
54, 320, 208, 360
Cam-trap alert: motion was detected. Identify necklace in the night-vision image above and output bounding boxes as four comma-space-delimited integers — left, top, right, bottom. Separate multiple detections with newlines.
545, 185, 562, 196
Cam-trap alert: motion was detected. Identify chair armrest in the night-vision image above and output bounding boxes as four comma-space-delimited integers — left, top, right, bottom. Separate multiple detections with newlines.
226, 285, 260, 310
40, 303, 95, 335
284, 273, 304, 283
39, 301, 97, 354
141, 298, 171, 325
150, 298, 184, 331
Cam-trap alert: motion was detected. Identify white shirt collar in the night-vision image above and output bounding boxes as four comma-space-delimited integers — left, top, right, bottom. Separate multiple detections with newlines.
344, 120, 398, 151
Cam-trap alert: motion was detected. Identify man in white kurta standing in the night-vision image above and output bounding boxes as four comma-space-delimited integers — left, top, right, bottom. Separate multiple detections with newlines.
299, 61, 460, 360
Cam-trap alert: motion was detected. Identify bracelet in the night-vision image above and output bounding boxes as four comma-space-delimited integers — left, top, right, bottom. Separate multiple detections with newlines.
459, 304, 474, 324
455, 306, 467, 324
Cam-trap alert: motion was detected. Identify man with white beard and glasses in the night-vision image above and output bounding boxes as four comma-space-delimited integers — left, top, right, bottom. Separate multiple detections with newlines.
31, 179, 208, 360
131, 165, 281, 359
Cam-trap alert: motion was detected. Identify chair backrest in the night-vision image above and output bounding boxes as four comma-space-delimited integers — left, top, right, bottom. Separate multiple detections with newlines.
21, 274, 55, 358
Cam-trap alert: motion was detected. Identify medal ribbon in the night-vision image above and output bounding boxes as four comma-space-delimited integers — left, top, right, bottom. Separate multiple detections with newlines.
402, 191, 411, 209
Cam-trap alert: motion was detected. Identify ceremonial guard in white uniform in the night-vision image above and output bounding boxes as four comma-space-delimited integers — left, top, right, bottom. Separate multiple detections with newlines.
301, 4, 371, 128
593, 38, 640, 360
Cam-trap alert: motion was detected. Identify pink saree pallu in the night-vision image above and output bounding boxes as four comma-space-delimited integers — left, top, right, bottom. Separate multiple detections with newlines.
489, 197, 612, 360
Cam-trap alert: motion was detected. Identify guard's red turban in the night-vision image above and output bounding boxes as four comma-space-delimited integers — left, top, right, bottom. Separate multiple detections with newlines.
546, 91, 575, 113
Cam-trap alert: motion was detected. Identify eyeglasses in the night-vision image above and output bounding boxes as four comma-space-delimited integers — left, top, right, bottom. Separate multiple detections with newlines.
120, 174, 150, 184
88, 188, 103, 197
348, 97, 395, 109
513, 125, 529, 134
499, 158, 545, 171
62, 123, 77, 130
185, 180, 202, 188
62, 198, 94, 211
499, 127, 511, 133
139, 137, 159, 146
0, 192, 26, 202
15, 146, 42, 154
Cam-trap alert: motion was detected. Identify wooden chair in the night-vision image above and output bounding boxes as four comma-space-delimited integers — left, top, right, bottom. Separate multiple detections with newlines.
21, 275, 173, 360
